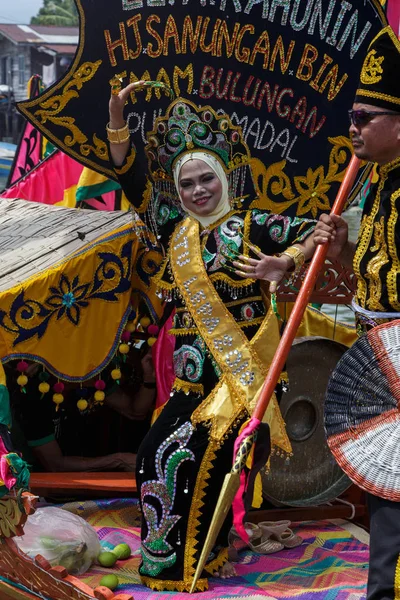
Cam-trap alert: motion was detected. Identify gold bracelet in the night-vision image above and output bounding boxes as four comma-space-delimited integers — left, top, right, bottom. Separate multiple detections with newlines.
106, 122, 130, 144
280, 245, 305, 270
280, 246, 305, 286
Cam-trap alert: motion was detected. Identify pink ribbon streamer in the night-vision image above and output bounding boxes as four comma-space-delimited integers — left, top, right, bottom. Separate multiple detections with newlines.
232, 416, 261, 543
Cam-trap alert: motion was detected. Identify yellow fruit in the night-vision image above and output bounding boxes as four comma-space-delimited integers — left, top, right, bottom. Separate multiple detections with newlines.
39, 382, 50, 394
97, 551, 118, 568
77, 399, 88, 411
112, 543, 131, 560
99, 574, 119, 590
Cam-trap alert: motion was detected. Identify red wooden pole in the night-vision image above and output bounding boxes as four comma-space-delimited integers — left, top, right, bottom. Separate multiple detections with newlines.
253, 155, 361, 422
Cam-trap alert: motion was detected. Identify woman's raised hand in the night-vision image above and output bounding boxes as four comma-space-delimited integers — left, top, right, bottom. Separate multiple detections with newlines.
109, 80, 146, 129
233, 246, 292, 293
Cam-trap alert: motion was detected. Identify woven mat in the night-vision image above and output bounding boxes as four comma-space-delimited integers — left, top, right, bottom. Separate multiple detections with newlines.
61, 499, 368, 600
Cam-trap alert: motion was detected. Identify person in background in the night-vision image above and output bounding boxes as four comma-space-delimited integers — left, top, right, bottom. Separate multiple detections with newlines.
314, 26, 400, 600
9, 345, 155, 473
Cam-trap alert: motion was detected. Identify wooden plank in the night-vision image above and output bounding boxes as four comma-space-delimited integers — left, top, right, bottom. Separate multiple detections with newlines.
248, 504, 366, 524
0, 580, 43, 600
0, 199, 132, 291
29, 472, 137, 494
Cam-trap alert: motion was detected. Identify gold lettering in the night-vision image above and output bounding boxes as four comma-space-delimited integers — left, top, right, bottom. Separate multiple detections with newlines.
217, 21, 241, 58
235, 24, 255, 63
173, 64, 194, 96
163, 15, 181, 55
104, 22, 130, 67
270, 36, 295, 74
310, 54, 333, 91
319, 65, 348, 101
249, 30, 270, 69
182, 16, 203, 54
127, 14, 142, 60
296, 43, 318, 82
146, 15, 163, 58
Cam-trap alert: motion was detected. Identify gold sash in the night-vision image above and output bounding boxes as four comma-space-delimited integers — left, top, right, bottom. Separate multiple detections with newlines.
169, 217, 291, 455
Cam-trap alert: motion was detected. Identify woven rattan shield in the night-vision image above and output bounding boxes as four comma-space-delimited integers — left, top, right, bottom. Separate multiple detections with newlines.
326, 319, 400, 500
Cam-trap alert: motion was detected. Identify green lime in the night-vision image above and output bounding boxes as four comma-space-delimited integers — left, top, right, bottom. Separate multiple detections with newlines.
99, 574, 119, 590
97, 551, 118, 568
40, 536, 57, 549
112, 543, 131, 560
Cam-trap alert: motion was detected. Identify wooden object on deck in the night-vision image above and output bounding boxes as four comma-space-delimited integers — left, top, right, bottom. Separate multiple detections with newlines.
0, 493, 134, 600
29, 472, 137, 496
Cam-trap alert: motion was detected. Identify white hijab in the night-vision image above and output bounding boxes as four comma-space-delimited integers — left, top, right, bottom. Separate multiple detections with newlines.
173, 152, 231, 228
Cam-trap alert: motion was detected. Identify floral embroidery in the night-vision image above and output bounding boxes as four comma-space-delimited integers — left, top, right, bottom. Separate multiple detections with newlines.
0, 241, 133, 345
141, 422, 195, 576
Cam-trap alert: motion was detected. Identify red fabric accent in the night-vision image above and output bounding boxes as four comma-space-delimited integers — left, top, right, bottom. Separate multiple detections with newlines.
232, 417, 261, 543
388, 0, 400, 35
152, 313, 176, 413
1, 151, 116, 208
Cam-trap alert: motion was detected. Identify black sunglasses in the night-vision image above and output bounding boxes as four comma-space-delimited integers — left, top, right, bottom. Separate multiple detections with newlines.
348, 109, 400, 126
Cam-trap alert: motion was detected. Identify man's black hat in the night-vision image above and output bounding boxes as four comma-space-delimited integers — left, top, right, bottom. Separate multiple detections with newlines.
355, 26, 400, 112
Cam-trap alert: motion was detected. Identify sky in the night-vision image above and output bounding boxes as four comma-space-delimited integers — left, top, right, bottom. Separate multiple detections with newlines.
0, 0, 43, 24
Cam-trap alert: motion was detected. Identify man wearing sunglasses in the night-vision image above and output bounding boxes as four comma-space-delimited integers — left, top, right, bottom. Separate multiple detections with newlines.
314, 25, 400, 600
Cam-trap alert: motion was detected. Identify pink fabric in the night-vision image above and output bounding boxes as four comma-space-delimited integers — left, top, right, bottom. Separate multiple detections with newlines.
1, 150, 116, 208
388, 0, 400, 35
0, 455, 16, 490
152, 313, 176, 413
232, 417, 261, 543
8, 121, 42, 186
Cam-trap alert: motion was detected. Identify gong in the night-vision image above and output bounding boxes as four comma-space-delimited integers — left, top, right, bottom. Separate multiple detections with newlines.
262, 337, 351, 507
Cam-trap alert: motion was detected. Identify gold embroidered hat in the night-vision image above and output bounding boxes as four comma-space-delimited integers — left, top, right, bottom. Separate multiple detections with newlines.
355, 26, 400, 112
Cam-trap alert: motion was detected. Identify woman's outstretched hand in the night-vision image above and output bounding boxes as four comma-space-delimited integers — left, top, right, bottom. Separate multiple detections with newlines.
233, 246, 292, 293
109, 80, 146, 128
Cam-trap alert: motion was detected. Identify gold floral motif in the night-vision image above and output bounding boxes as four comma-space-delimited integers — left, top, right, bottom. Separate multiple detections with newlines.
250, 136, 354, 218
364, 216, 389, 311
360, 49, 384, 85
34, 60, 109, 161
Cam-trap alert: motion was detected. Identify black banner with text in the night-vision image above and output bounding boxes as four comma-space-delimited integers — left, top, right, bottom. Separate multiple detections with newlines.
18, 0, 387, 218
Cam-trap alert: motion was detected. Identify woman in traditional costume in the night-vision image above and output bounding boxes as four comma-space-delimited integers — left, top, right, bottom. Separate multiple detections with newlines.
107, 82, 316, 592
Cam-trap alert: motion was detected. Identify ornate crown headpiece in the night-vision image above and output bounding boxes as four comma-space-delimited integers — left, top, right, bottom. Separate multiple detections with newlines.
145, 99, 251, 181
355, 26, 400, 112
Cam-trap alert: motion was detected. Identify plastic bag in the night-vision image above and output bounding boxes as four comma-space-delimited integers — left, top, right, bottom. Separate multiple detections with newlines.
14, 506, 101, 575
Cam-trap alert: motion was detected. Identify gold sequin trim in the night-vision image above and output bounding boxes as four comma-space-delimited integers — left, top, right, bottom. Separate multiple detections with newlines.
172, 377, 204, 396
353, 174, 386, 308
140, 575, 208, 592
184, 440, 219, 584
204, 547, 229, 576
395, 553, 400, 600
114, 146, 136, 175
386, 189, 400, 310
356, 89, 400, 107
364, 216, 388, 311
169, 327, 199, 336
224, 295, 262, 308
